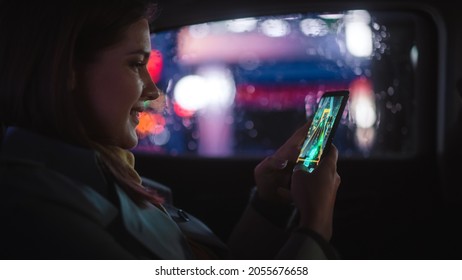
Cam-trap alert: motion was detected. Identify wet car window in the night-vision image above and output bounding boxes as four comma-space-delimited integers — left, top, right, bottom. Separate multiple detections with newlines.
134, 9, 436, 159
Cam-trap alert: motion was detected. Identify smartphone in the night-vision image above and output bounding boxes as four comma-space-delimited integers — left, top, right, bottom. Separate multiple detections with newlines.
294, 90, 349, 173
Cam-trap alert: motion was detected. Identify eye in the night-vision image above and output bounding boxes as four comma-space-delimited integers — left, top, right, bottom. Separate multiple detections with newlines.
131, 61, 147, 68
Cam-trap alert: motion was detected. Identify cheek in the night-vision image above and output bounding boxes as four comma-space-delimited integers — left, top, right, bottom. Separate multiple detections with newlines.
88, 71, 140, 117
80, 67, 141, 139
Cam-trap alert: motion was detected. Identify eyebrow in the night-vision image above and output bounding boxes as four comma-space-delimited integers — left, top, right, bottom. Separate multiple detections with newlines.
126, 49, 151, 58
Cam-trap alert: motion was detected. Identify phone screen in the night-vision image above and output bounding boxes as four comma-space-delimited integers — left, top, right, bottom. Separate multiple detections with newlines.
295, 90, 349, 173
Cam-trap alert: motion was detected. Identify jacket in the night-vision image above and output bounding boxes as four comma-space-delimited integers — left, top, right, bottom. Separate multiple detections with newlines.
0, 127, 337, 259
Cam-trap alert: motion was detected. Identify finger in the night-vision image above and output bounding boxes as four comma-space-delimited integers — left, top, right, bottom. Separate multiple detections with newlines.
287, 119, 312, 148
256, 156, 288, 172
273, 120, 313, 162
317, 144, 338, 170
276, 187, 292, 203
314, 144, 341, 188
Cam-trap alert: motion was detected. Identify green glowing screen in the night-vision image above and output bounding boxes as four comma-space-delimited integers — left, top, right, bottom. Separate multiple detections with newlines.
296, 91, 348, 173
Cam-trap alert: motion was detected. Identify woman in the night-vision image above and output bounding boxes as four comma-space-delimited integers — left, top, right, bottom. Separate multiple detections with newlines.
0, 0, 341, 259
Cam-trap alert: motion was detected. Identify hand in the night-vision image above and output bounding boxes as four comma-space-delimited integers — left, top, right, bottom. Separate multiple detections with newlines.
253, 121, 311, 205
292, 144, 341, 240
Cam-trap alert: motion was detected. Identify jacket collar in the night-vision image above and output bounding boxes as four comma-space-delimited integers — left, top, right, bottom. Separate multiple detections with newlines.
1, 127, 118, 227
1, 126, 192, 259
1, 126, 108, 196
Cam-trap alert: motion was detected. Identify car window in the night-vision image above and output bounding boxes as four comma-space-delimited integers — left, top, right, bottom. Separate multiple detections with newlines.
133, 8, 437, 160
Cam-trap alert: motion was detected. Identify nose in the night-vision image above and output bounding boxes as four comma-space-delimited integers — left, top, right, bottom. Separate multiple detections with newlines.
146, 83, 160, 101
143, 73, 160, 101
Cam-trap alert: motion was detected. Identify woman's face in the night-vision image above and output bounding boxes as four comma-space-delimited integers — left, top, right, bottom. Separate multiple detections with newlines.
77, 18, 159, 149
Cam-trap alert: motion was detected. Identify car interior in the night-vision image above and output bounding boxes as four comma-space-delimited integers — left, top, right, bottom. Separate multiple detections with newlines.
130, 0, 462, 259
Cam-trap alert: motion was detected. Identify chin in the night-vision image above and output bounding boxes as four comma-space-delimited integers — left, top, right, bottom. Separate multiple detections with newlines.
117, 130, 139, 149
123, 138, 138, 150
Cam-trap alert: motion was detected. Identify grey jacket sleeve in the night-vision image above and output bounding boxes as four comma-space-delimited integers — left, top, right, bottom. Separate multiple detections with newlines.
276, 227, 339, 259
227, 188, 338, 260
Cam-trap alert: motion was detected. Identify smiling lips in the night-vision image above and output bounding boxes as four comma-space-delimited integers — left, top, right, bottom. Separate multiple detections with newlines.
130, 106, 144, 125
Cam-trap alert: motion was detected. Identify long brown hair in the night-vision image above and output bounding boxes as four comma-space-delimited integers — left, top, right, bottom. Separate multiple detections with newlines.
0, 0, 163, 206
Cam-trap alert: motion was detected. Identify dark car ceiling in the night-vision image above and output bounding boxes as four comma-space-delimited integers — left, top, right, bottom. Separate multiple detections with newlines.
150, 0, 454, 32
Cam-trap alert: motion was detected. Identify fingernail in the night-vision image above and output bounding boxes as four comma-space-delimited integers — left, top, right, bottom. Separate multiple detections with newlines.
273, 158, 288, 169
